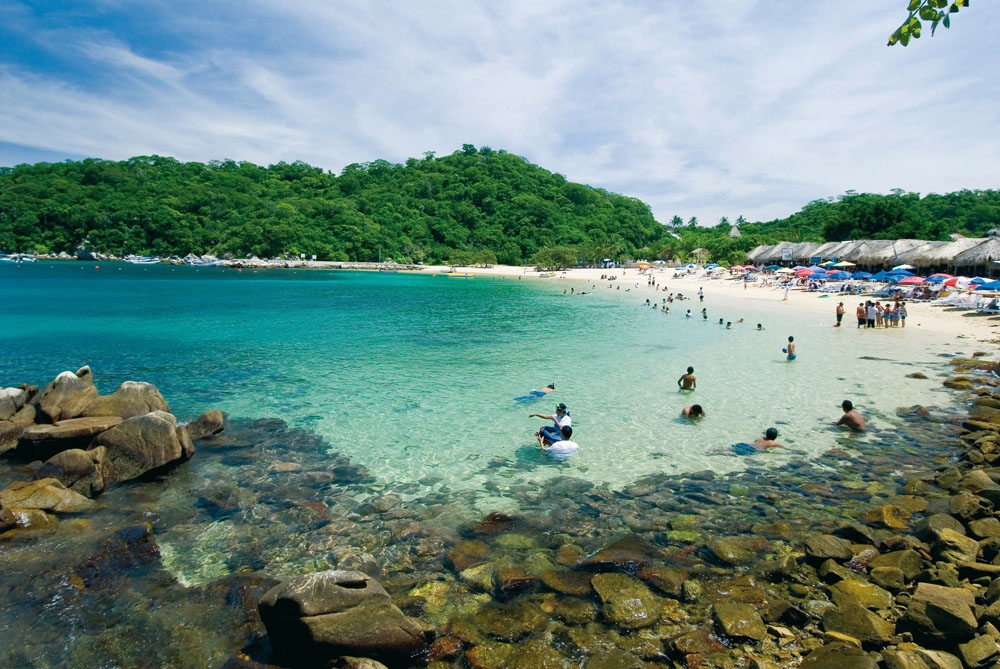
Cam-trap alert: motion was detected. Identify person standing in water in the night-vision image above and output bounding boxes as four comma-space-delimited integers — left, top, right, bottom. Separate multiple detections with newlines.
835, 302, 845, 327
785, 336, 796, 361
530, 404, 571, 444
678, 366, 696, 390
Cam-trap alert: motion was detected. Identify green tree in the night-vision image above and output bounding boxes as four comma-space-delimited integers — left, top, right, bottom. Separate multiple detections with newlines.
889, 0, 968, 46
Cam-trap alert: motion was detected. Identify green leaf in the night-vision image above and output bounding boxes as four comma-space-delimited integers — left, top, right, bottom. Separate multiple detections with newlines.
930, 0, 947, 8
901, 31, 911, 45
931, 18, 939, 35
908, 0, 920, 9
950, 2, 961, 11
943, 14, 951, 27
919, 6, 939, 19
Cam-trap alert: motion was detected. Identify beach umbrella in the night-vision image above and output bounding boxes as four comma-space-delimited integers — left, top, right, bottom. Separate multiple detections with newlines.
852, 271, 873, 279
792, 265, 808, 270
807, 265, 826, 272
808, 272, 829, 280
892, 264, 916, 271
897, 276, 926, 285
944, 276, 968, 287
776, 267, 795, 274
887, 269, 914, 277
705, 263, 718, 269
764, 264, 781, 270
976, 280, 1000, 291
924, 275, 950, 283
833, 261, 856, 268
827, 271, 852, 280
971, 277, 988, 285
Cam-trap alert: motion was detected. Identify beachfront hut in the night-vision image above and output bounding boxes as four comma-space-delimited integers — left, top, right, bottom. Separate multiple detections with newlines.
746, 245, 773, 265
790, 242, 822, 264
728, 226, 742, 239
954, 238, 1000, 278
855, 239, 928, 270
909, 237, 986, 273
808, 241, 843, 262
842, 240, 891, 262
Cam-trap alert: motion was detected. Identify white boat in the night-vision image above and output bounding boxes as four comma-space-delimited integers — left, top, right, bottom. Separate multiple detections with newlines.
126, 255, 161, 264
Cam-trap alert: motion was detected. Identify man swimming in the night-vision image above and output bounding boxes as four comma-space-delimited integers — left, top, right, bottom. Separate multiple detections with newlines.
682, 404, 705, 418
836, 400, 866, 431
677, 366, 696, 390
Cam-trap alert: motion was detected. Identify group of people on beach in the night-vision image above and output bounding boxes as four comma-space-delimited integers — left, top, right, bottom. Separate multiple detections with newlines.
847, 300, 907, 328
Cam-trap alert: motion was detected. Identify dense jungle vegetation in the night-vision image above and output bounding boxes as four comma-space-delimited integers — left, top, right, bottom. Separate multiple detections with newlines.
1, 145, 999, 265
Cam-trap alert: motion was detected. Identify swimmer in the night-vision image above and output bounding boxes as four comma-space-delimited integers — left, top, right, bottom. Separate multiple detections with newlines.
682, 404, 705, 418
756, 323, 763, 330
836, 400, 866, 431
514, 382, 555, 401
677, 366, 696, 390
719, 318, 724, 325
711, 428, 784, 456
686, 310, 691, 318
726, 322, 732, 329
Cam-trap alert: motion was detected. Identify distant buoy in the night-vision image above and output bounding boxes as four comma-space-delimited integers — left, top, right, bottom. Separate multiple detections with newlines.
94, 265, 99, 269
238, 269, 242, 273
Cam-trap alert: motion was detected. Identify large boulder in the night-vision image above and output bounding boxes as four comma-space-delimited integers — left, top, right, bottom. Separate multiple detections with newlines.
900, 582, 977, 644
35, 447, 107, 497
258, 571, 433, 666
93, 412, 190, 483
31, 366, 99, 422
82, 381, 169, 419
0, 478, 95, 513
186, 410, 226, 440
0, 403, 35, 455
712, 602, 766, 642
591, 572, 663, 629
0, 387, 27, 420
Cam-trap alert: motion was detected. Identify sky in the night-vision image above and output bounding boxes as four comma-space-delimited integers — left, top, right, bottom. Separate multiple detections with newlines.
1, 1, 998, 225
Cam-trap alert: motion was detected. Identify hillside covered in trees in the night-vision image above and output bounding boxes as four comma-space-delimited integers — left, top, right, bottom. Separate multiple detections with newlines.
1, 145, 999, 265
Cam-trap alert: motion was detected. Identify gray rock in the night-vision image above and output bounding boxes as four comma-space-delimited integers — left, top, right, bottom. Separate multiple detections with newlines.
800, 642, 880, 668
819, 558, 865, 584
82, 381, 169, 419
915, 513, 966, 540
712, 602, 766, 642
870, 566, 906, 592
186, 410, 225, 440
0, 387, 27, 421
19, 416, 123, 443
949, 492, 993, 520
882, 646, 962, 669
93, 412, 188, 483
0, 477, 95, 513
31, 367, 99, 422
805, 534, 854, 560
258, 571, 432, 665
830, 580, 893, 610
935, 527, 980, 562
585, 648, 645, 669
708, 538, 752, 566
901, 582, 977, 644
957, 634, 999, 668
968, 517, 1000, 539
0, 403, 35, 455
870, 549, 924, 580
34, 447, 107, 497
591, 573, 662, 629
822, 602, 895, 644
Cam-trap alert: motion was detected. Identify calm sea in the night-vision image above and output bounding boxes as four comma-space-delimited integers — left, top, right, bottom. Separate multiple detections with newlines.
0, 262, 962, 509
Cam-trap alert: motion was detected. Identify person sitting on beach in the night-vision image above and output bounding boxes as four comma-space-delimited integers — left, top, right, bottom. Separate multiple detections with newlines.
530, 404, 571, 444
836, 400, 866, 431
678, 366, 696, 390
682, 404, 705, 418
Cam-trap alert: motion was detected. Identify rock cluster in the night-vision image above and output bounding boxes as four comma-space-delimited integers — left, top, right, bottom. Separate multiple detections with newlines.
0, 366, 220, 538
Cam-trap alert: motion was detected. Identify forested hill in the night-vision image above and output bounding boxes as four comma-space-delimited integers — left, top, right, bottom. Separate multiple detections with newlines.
0, 146, 663, 265
2, 144, 999, 265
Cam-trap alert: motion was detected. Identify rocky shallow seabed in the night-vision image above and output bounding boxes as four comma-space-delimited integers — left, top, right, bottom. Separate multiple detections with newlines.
2, 353, 1000, 668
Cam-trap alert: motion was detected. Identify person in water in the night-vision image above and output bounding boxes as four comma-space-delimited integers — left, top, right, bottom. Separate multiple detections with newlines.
727, 428, 784, 455
530, 403, 571, 444
677, 366, 696, 390
785, 336, 796, 360
538, 425, 578, 457
757, 323, 764, 330
682, 404, 705, 418
515, 382, 555, 401
836, 400, 866, 431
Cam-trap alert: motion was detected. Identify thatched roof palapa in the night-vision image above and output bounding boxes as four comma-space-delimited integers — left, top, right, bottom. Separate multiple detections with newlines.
809, 241, 843, 260
842, 240, 891, 262
855, 239, 927, 268
790, 242, 822, 263
954, 238, 1000, 271
746, 245, 772, 263
909, 237, 986, 269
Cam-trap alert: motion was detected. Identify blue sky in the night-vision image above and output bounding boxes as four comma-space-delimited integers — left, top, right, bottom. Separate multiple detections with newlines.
1, 1, 998, 225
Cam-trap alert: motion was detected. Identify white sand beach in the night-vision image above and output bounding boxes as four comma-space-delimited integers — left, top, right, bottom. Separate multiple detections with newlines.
417, 264, 1000, 344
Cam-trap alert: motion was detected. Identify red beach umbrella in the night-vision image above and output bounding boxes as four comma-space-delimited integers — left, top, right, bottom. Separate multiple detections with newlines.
944, 276, 967, 287
928, 273, 953, 279
897, 276, 926, 285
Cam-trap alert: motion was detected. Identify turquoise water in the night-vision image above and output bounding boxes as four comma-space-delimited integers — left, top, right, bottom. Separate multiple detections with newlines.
0, 263, 960, 510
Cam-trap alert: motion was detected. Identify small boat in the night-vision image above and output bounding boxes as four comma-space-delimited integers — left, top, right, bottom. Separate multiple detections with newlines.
446, 272, 474, 278
538, 272, 558, 278
378, 269, 399, 273
126, 255, 161, 264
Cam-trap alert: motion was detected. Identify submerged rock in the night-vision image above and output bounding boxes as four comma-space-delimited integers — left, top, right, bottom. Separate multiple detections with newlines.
258, 570, 433, 666
187, 410, 226, 439
591, 573, 662, 629
800, 642, 880, 668
712, 602, 766, 642
580, 535, 663, 571
72, 523, 161, 589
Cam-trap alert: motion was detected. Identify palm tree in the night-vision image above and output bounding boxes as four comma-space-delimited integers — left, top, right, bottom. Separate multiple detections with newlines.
687, 216, 698, 227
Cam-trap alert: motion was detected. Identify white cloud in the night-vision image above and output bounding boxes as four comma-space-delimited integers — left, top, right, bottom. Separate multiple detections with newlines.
0, 1, 998, 224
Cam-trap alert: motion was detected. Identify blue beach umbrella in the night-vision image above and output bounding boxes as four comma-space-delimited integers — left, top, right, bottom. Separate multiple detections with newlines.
792, 265, 808, 270
977, 280, 1000, 291
971, 277, 988, 285
808, 272, 829, 280
853, 271, 873, 279
888, 269, 914, 277
705, 263, 719, 269
807, 265, 826, 272
924, 275, 949, 283
764, 264, 781, 270
827, 271, 852, 280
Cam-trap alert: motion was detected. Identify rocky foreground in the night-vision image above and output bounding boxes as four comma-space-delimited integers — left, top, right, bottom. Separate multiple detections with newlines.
6, 359, 1000, 667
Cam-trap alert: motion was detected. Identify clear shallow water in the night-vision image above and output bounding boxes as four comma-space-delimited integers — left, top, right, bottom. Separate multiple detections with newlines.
0, 263, 963, 510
